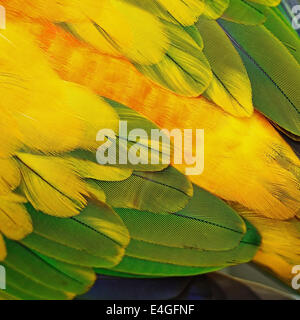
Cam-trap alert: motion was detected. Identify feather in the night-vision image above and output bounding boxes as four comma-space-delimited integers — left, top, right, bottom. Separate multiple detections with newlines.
114, 186, 246, 252
0, 194, 32, 240
93, 166, 193, 214
3, 0, 170, 65
103, 98, 171, 172
1, 240, 96, 299
155, 0, 205, 26
97, 219, 260, 277
97, 260, 221, 278
120, 0, 206, 26
221, 0, 267, 25
0, 22, 119, 154
197, 17, 254, 117
16, 153, 88, 217
63, 97, 171, 174
85, 181, 106, 204
135, 20, 212, 96
233, 206, 300, 293
251, 0, 281, 6
20, 203, 129, 268
0, 234, 6, 261
4, 265, 73, 300
0, 0, 299, 300
123, 0, 175, 23
38, 26, 300, 219
263, 7, 300, 65
0, 158, 20, 194
203, 0, 230, 19
219, 19, 300, 136
67, 158, 132, 181
67, 0, 170, 65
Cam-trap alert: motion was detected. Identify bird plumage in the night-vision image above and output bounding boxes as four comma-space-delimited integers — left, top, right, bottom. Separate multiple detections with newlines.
0, 0, 299, 299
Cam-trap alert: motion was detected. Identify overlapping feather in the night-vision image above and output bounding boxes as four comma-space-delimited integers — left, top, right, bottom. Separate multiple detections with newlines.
0, 0, 299, 300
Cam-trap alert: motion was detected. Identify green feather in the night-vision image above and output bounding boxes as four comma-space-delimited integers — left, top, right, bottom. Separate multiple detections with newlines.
115, 186, 246, 251
197, 17, 254, 117
219, 18, 300, 136
135, 20, 212, 97
92, 166, 193, 214
95, 188, 260, 278
97, 219, 259, 277
2, 240, 95, 299
222, 0, 267, 25
263, 7, 300, 64
203, 0, 230, 19
20, 203, 129, 268
96, 259, 222, 278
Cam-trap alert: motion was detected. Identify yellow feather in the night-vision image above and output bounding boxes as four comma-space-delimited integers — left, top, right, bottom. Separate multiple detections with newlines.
0, 234, 6, 261
0, 22, 119, 153
3, 0, 169, 65
184, 111, 300, 220
243, 212, 300, 288
205, 75, 253, 117
0, 195, 32, 240
0, 159, 20, 195
67, 158, 132, 181
86, 182, 106, 203
70, 0, 169, 65
0, 22, 83, 153
59, 82, 119, 151
157, 0, 205, 25
0, 112, 21, 158
32, 23, 300, 220
16, 153, 88, 217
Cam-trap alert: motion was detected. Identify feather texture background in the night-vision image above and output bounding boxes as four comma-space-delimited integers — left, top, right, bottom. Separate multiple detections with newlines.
0, 0, 299, 300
